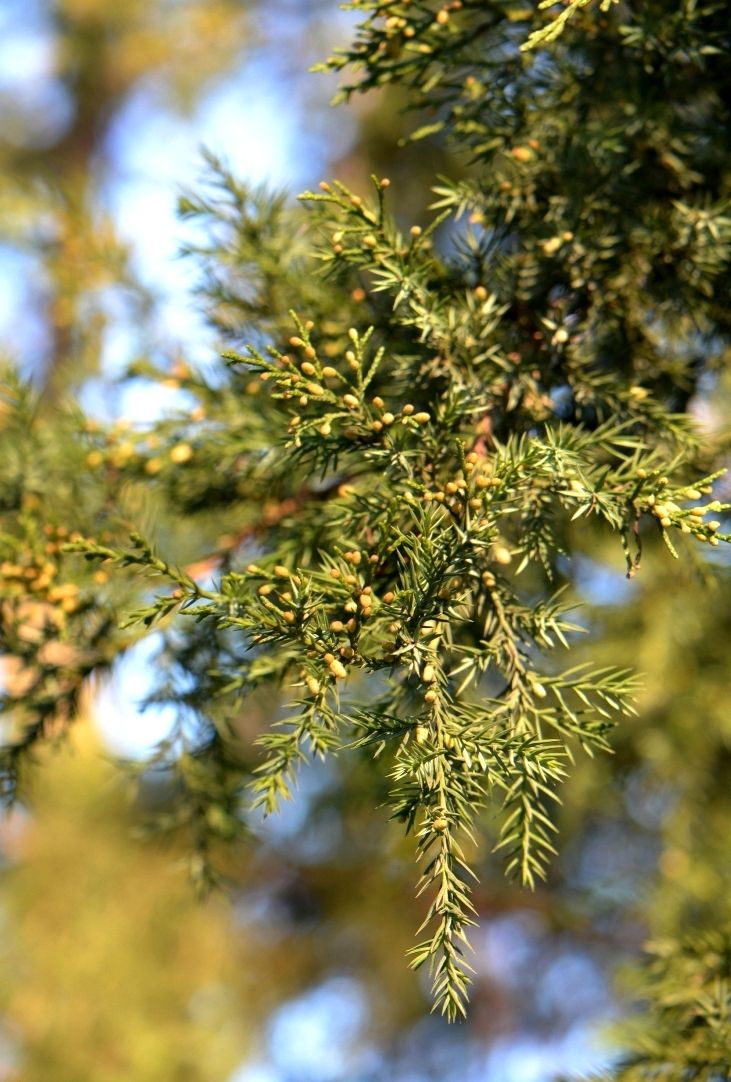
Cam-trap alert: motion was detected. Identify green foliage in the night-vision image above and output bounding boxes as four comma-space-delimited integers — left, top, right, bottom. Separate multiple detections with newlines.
587, 931, 731, 1081
2, 0, 731, 1050
0, 371, 136, 800
522, 0, 620, 53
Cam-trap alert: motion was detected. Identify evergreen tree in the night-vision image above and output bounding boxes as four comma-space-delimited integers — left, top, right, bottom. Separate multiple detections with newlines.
1, 0, 730, 1068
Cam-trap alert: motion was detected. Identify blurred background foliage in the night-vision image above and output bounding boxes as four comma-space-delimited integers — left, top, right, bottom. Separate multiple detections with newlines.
0, 0, 729, 1079
0, 719, 257, 1082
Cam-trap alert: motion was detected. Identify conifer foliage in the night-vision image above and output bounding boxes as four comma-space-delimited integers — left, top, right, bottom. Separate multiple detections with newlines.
1, 0, 731, 1047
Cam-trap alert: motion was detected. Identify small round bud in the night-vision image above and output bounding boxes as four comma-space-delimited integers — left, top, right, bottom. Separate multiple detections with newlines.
382, 412, 395, 425
422, 663, 437, 683
383, 591, 395, 603
414, 412, 431, 424
170, 443, 193, 464
493, 545, 512, 565
328, 658, 348, 679
542, 236, 562, 256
